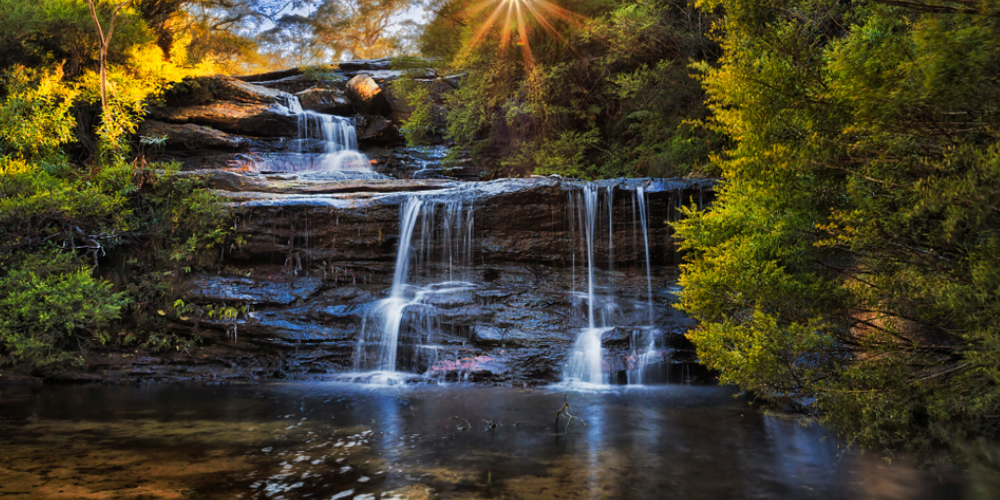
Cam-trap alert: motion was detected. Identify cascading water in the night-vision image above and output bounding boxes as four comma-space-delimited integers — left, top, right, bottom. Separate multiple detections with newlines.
352, 194, 476, 383
286, 96, 370, 172
565, 184, 611, 385
241, 95, 378, 176
563, 182, 661, 386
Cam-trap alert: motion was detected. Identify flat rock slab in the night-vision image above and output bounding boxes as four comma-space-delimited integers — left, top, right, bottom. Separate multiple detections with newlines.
183, 275, 323, 305
150, 102, 298, 137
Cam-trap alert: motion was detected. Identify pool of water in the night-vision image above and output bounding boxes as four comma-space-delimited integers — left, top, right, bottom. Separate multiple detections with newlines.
0, 382, 982, 499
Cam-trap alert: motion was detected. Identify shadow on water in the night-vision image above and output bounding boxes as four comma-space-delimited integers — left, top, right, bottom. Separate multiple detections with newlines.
0, 383, 991, 499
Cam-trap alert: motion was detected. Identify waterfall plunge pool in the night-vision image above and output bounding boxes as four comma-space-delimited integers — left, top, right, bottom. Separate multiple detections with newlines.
0, 382, 980, 499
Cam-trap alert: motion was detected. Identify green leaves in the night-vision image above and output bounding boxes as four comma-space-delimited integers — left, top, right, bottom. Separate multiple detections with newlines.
0, 251, 128, 370
0, 65, 79, 163
676, 0, 1000, 452
410, 0, 721, 178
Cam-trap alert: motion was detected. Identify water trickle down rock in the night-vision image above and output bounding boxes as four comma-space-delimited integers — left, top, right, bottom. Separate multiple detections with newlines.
563, 183, 663, 386
352, 194, 476, 378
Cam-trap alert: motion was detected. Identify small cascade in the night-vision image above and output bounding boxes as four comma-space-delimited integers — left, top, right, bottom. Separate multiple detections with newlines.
565, 184, 611, 385
563, 182, 661, 386
626, 328, 660, 385
352, 195, 476, 381
242, 96, 378, 176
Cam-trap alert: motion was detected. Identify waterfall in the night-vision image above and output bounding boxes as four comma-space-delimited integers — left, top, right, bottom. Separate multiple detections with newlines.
565, 184, 610, 385
563, 182, 661, 386
352, 195, 476, 380
637, 186, 653, 321
626, 329, 658, 385
273, 96, 373, 174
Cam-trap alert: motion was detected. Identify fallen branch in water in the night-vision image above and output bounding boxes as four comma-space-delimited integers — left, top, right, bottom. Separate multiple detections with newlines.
554, 393, 588, 433
482, 419, 500, 432
449, 416, 472, 431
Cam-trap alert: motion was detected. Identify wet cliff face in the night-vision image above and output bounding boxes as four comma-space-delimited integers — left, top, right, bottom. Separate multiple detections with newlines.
83, 60, 715, 386
151, 175, 713, 385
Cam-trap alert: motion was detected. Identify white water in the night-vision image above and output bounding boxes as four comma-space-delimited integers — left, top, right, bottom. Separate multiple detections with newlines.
637, 186, 653, 321
563, 183, 659, 386
280, 96, 374, 174
352, 196, 476, 378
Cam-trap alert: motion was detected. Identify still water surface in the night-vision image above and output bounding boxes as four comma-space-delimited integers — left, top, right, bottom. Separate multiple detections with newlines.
0, 382, 979, 499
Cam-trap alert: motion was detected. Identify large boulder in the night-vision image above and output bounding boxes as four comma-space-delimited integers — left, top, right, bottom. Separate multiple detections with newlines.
167, 74, 283, 106
295, 87, 354, 116
346, 74, 392, 116
150, 102, 298, 137
356, 115, 398, 142
381, 80, 416, 115
139, 120, 254, 150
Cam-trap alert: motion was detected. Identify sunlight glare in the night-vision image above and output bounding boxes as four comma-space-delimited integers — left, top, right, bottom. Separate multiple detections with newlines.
462, 0, 583, 68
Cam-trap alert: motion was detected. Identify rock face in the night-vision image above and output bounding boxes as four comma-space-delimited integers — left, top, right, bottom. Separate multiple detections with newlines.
140, 120, 256, 150
129, 174, 712, 384
150, 102, 298, 137
295, 87, 354, 116
346, 74, 392, 116
78, 61, 715, 386
356, 115, 398, 142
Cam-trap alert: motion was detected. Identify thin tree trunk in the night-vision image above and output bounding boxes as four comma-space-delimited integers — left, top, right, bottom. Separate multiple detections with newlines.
85, 0, 131, 118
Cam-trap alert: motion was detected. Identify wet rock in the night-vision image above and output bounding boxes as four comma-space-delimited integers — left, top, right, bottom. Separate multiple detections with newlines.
381, 485, 437, 500
167, 74, 284, 106
182, 275, 323, 305
295, 87, 354, 116
150, 102, 298, 137
140, 120, 253, 150
337, 58, 394, 72
346, 75, 392, 116
471, 326, 531, 348
356, 115, 398, 143
240, 312, 356, 343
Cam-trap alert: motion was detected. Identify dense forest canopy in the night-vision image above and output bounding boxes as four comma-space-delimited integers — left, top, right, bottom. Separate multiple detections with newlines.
0, 0, 999, 459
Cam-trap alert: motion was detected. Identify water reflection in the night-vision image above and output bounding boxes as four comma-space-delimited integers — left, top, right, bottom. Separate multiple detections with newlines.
0, 383, 983, 499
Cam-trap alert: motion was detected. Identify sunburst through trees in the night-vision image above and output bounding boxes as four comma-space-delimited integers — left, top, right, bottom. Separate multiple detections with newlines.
462, 0, 582, 67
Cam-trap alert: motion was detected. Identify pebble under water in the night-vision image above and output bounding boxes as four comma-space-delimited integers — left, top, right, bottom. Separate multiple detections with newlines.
0, 383, 988, 499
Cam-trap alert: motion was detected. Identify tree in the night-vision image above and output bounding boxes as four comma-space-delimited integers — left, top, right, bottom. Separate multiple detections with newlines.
311, 0, 416, 59
674, 0, 1000, 452
85, 0, 132, 116
400, 0, 721, 178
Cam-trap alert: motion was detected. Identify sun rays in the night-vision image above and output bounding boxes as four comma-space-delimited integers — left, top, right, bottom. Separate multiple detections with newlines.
461, 0, 584, 68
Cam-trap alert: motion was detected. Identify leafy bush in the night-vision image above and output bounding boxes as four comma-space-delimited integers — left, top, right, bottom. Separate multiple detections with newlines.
405, 0, 723, 179
0, 251, 128, 371
675, 0, 1000, 451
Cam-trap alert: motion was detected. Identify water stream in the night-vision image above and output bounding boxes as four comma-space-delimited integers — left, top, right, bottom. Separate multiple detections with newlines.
564, 184, 661, 386
240, 96, 381, 176
352, 195, 476, 382
0, 383, 979, 500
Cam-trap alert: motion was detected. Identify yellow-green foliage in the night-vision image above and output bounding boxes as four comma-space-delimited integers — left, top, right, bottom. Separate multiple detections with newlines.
0, 251, 128, 371
408, 0, 722, 179
675, 0, 1000, 451
0, 66, 78, 162
0, 2, 229, 371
